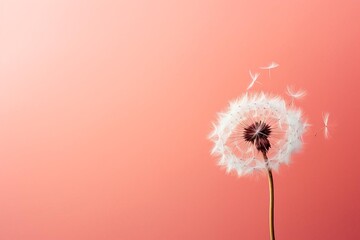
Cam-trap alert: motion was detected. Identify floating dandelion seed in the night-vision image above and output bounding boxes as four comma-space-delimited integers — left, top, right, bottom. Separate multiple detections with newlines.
323, 113, 330, 138
247, 70, 260, 91
209, 92, 307, 240
286, 86, 307, 106
260, 62, 279, 79
315, 112, 330, 139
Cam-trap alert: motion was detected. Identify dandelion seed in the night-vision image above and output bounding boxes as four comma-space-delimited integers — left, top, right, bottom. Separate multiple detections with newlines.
260, 62, 279, 69
247, 70, 260, 91
314, 112, 331, 139
259, 62, 279, 79
322, 112, 330, 139
286, 86, 307, 106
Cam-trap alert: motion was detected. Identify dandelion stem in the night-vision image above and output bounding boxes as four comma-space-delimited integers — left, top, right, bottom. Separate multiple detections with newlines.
262, 151, 275, 240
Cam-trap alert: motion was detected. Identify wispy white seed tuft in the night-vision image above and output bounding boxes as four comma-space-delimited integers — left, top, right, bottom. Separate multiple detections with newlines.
259, 62, 279, 79
247, 70, 260, 91
322, 112, 330, 139
286, 86, 307, 106
286, 86, 307, 99
259, 62, 279, 70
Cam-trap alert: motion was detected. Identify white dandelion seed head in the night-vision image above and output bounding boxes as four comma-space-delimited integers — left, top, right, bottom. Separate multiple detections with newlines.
209, 92, 308, 176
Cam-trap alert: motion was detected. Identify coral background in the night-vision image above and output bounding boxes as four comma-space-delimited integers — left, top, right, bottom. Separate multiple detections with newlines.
1, 0, 360, 239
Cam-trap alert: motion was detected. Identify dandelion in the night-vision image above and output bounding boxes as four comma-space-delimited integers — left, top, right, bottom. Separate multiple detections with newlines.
209, 92, 307, 240
247, 70, 260, 91
286, 86, 307, 106
260, 62, 279, 79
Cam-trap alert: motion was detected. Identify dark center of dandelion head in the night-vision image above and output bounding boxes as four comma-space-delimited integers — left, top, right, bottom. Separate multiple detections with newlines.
243, 121, 272, 153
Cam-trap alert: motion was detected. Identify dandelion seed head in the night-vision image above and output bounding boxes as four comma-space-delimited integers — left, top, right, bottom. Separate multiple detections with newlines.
209, 92, 307, 176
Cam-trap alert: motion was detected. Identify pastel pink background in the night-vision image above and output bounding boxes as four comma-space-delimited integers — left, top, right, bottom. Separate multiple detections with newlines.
1, 1, 360, 239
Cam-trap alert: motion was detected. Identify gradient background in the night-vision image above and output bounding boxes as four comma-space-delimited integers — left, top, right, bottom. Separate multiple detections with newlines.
1, 1, 360, 239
